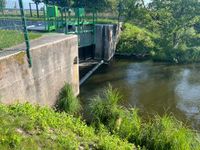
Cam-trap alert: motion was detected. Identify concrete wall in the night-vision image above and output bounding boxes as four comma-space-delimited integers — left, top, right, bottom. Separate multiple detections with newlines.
0, 34, 79, 106
95, 24, 121, 61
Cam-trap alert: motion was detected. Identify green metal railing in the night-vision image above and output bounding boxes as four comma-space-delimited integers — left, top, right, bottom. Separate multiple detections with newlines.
19, 0, 32, 67
42, 6, 97, 47
0, 1, 33, 67
0, 0, 121, 68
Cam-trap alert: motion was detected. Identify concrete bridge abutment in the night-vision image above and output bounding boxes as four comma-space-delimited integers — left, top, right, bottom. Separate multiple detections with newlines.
0, 34, 79, 106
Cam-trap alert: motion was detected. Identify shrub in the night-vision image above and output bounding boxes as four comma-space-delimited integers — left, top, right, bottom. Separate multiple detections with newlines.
153, 48, 200, 63
56, 84, 81, 115
117, 23, 158, 55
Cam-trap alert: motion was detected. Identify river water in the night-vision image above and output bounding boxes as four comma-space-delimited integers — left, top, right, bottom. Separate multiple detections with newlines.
80, 58, 200, 130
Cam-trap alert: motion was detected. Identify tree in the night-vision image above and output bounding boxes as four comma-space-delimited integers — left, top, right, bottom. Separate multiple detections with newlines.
32, 0, 41, 17
0, 0, 6, 14
149, 0, 200, 49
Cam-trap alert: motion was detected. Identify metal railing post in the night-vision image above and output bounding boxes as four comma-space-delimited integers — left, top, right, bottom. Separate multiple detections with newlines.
18, 0, 32, 67
29, 3, 32, 17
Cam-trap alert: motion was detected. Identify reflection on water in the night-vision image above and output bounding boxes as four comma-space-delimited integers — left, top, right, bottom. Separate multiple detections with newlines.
80, 59, 200, 130
175, 69, 200, 128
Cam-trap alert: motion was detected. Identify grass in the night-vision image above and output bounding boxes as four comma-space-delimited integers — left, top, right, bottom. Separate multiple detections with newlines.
1, 84, 199, 149
89, 85, 200, 150
56, 84, 81, 115
0, 103, 135, 150
138, 115, 200, 150
0, 30, 42, 50
89, 85, 124, 131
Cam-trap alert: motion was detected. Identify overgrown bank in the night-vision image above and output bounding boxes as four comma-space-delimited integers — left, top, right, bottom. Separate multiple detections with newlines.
0, 103, 134, 150
0, 84, 200, 150
116, 0, 200, 64
117, 23, 200, 63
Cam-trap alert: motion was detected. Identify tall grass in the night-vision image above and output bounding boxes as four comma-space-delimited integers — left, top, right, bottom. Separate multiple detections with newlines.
139, 115, 200, 150
89, 85, 200, 150
89, 85, 124, 131
56, 84, 81, 115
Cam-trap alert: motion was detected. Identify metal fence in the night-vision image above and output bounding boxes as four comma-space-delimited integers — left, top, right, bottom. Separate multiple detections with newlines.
0, 0, 122, 67
0, 0, 43, 67
0, 6, 28, 66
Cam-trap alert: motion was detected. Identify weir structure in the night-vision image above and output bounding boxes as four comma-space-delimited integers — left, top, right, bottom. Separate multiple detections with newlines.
0, 0, 121, 106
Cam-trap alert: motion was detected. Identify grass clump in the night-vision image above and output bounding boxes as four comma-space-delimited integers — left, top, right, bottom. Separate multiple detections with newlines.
0, 30, 42, 50
89, 85, 124, 131
56, 83, 81, 115
139, 115, 200, 150
0, 103, 135, 150
89, 85, 200, 150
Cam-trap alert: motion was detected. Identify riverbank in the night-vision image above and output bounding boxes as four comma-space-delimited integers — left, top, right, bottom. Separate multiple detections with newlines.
1, 83, 200, 149
116, 23, 200, 64
0, 103, 134, 150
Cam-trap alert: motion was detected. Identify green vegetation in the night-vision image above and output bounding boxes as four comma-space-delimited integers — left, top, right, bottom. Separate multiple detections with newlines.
117, 23, 158, 55
0, 30, 42, 50
89, 85, 200, 150
0, 0, 5, 13
56, 83, 81, 115
90, 85, 124, 131
117, 0, 200, 63
0, 103, 134, 150
0, 85, 200, 149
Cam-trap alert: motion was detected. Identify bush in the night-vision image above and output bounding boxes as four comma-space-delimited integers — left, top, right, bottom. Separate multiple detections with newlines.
117, 23, 158, 55
153, 48, 200, 63
56, 84, 81, 115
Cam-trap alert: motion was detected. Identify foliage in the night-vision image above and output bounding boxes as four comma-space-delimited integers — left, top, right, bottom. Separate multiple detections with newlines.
139, 115, 200, 150
0, 0, 5, 12
0, 30, 42, 50
89, 86, 200, 150
89, 85, 124, 131
117, 0, 200, 63
0, 103, 134, 150
56, 83, 81, 115
117, 109, 141, 144
117, 23, 158, 55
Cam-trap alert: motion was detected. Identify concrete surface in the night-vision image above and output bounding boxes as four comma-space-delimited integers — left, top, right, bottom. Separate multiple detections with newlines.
0, 33, 79, 106
95, 24, 121, 61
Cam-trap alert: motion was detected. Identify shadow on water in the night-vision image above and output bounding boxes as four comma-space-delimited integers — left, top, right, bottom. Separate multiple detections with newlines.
80, 58, 200, 130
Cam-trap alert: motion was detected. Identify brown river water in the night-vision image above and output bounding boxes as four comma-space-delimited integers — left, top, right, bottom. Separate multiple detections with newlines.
80, 58, 200, 130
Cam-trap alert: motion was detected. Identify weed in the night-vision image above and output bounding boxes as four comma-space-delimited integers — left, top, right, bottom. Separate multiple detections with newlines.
0, 103, 134, 149
56, 83, 81, 115
89, 85, 124, 131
